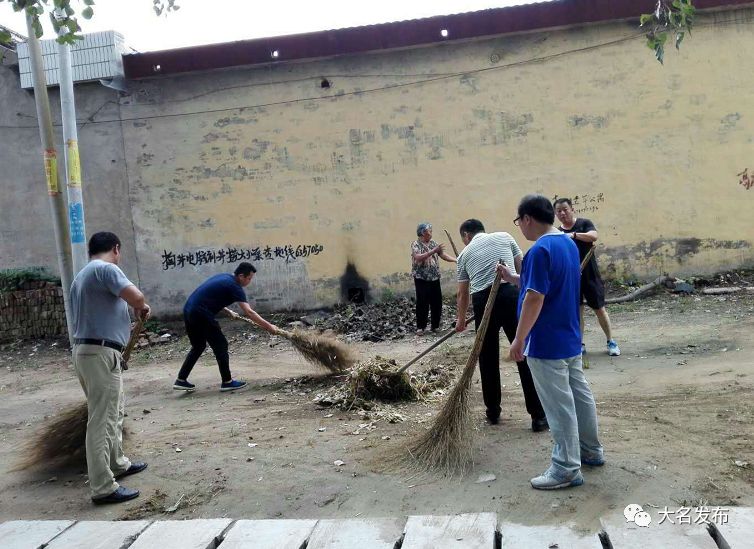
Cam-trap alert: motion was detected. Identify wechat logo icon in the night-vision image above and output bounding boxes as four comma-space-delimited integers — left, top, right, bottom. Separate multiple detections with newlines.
624, 504, 652, 528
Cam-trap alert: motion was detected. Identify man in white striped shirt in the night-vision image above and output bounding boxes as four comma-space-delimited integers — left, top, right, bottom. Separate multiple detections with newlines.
455, 219, 548, 431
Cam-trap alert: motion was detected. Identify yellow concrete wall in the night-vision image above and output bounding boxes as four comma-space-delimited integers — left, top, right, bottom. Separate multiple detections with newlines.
121, 8, 754, 312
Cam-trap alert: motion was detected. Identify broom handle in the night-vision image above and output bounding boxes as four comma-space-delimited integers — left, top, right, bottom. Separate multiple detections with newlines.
223, 307, 292, 339
121, 317, 144, 369
396, 315, 474, 375
580, 246, 595, 272
459, 268, 504, 383
443, 229, 459, 257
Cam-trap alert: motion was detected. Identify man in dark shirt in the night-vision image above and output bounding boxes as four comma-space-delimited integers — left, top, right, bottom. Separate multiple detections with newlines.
173, 262, 280, 392
554, 198, 620, 357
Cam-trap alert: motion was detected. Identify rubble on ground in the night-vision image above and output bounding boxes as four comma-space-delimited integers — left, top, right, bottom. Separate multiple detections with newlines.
305, 297, 456, 341
135, 326, 177, 348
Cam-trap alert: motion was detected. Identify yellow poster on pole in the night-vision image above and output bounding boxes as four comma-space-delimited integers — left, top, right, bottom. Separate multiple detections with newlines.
66, 139, 81, 187
44, 149, 59, 195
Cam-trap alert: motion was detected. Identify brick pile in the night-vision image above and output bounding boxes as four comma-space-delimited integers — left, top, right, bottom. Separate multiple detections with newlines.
0, 281, 67, 342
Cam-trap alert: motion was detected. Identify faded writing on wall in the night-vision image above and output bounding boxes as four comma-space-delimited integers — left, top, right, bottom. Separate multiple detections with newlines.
738, 168, 753, 190
161, 244, 324, 270
551, 193, 606, 214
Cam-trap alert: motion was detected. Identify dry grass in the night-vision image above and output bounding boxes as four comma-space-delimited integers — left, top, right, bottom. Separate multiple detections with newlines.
314, 356, 454, 410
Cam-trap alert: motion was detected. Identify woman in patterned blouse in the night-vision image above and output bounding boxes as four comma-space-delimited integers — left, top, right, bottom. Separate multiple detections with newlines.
411, 222, 456, 334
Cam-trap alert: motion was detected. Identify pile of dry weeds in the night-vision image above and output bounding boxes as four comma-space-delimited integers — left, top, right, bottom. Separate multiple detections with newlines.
313, 356, 454, 410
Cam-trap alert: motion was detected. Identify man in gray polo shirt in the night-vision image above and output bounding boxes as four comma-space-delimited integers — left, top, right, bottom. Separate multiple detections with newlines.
70, 232, 151, 504
455, 219, 547, 431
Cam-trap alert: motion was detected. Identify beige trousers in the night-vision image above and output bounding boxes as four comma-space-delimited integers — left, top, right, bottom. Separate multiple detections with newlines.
73, 344, 131, 498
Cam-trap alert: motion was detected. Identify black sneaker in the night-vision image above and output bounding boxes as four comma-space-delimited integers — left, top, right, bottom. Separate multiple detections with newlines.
220, 379, 248, 392
173, 379, 196, 392
531, 417, 549, 432
486, 410, 501, 425
92, 486, 139, 505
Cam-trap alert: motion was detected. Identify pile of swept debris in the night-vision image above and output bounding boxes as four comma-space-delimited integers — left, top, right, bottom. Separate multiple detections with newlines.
133, 325, 177, 349
303, 297, 457, 341
313, 356, 455, 411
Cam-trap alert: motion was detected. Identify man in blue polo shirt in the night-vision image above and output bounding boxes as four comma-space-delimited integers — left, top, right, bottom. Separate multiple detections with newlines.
499, 194, 604, 490
173, 262, 280, 392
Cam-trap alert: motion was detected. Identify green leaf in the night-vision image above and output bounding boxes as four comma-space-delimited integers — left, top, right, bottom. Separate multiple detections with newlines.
81, 6, 93, 19
655, 43, 665, 64
657, 31, 668, 45
640, 13, 654, 26
83, 0, 96, 4
675, 31, 685, 49
0, 30, 11, 44
32, 18, 43, 38
65, 18, 79, 32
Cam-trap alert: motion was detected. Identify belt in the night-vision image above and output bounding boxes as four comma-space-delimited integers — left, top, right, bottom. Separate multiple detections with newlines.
74, 338, 125, 353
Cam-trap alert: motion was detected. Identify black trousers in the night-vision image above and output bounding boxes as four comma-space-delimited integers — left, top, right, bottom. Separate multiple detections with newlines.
414, 278, 443, 331
177, 312, 232, 383
471, 284, 546, 421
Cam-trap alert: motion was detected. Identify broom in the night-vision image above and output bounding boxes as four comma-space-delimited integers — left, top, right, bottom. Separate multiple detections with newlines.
223, 308, 353, 373
401, 268, 503, 476
443, 229, 460, 257
12, 319, 143, 471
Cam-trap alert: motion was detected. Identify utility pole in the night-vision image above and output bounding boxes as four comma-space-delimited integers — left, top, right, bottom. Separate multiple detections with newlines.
55, 9, 88, 275
25, 14, 75, 345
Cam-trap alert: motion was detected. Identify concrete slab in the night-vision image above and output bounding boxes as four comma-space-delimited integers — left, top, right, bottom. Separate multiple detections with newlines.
45, 520, 150, 549
402, 513, 497, 549
0, 520, 74, 549
499, 522, 603, 548
601, 510, 717, 548
713, 507, 754, 548
128, 518, 232, 549
306, 518, 405, 549
221, 519, 317, 549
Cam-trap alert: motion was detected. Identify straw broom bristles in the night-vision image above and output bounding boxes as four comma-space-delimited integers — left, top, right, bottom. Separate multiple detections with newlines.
13, 319, 143, 471
224, 308, 353, 373
281, 328, 354, 373
401, 270, 503, 476
13, 403, 86, 470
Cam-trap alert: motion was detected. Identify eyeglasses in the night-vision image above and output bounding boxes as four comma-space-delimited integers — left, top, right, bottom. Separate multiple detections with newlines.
513, 216, 522, 226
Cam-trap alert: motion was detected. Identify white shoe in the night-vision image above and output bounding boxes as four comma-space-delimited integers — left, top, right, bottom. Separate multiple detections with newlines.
530, 470, 584, 490
607, 340, 621, 356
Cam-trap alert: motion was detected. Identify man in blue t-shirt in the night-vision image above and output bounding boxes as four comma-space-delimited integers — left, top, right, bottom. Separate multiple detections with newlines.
173, 262, 279, 392
498, 194, 604, 490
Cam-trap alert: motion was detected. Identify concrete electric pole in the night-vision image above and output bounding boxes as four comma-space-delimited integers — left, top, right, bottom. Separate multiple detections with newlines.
55, 9, 88, 275
25, 13, 75, 345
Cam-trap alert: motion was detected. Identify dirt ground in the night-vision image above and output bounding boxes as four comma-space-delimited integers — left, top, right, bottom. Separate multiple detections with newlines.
1, 292, 752, 532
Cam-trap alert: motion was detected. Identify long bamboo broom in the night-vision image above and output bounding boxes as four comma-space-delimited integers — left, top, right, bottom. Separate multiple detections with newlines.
443, 229, 460, 257
12, 319, 143, 471
223, 308, 353, 373
400, 269, 503, 476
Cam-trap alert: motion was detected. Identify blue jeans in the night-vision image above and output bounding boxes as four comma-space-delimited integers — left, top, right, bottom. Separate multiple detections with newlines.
527, 355, 603, 479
